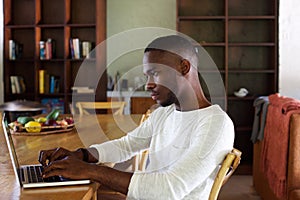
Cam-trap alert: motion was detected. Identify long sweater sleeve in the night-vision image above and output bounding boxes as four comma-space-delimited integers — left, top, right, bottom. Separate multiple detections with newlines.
90, 117, 153, 164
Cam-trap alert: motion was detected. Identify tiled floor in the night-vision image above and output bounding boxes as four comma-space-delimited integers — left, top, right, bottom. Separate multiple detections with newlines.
219, 175, 261, 200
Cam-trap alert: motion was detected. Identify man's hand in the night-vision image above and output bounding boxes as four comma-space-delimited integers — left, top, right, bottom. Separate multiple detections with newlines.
38, 147, 82, 167
42, 156, 94, 180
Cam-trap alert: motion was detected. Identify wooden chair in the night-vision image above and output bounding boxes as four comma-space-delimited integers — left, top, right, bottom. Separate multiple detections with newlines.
97, 105, 151, 198
133, 109, 153, 171
76, 101, 126, 115
208, 148, 242, 200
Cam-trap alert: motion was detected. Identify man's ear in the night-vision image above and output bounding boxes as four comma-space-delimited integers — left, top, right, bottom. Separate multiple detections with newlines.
180, 59, 191, 75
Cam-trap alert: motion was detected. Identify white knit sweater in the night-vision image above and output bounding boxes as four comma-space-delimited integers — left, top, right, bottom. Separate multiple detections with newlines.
91, 104, 234, 199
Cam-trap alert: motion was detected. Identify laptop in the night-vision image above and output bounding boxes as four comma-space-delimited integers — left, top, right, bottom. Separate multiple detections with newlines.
2, 115, 91, 188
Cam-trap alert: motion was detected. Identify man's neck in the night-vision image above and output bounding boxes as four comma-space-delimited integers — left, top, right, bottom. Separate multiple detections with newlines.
175, 97, 211, 112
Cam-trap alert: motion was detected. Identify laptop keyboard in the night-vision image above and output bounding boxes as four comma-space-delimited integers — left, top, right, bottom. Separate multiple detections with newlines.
19, 165, 63, 183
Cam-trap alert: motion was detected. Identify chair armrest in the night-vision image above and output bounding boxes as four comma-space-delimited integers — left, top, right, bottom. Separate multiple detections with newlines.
288, 114, 300, 197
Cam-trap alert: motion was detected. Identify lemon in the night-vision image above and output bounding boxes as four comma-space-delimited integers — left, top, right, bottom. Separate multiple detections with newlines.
25, 121, 42, 133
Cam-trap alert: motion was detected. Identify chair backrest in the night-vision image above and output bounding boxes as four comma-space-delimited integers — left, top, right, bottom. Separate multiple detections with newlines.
208, 148, 242, 200
133, 106, 161, 171
76, 101, 126, 115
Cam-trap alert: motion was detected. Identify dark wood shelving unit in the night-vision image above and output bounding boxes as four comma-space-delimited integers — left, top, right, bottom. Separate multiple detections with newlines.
3, 0, 107, 113
177, 0, 278, 174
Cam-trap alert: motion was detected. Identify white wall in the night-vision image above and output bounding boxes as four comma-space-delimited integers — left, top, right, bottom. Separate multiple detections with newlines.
279, 0, 300, 100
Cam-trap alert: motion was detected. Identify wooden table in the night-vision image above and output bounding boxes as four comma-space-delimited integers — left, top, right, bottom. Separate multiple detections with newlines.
0, 114, 141, 200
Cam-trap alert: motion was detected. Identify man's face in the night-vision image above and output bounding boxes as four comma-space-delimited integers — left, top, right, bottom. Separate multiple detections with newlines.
143, 51, 181, 107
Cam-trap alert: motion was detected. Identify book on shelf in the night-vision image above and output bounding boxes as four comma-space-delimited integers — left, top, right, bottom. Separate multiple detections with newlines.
9, 40, 16, 60
82, 41, 92, 58
45, 39, 52, 59
40, 38, 55, 60
10, 75, 26, 94
39, 70, 59, 94
73, 38, 81, 59
69, 38, 92, 59
70, 38, 81, 59
39, 69, 45, 94
19, 77, 26, 93
50, 75, 60, 94
9, 40, 23, 60
10, 76, 16, 94
41, 98, 64, 114
69, 38, 75, 59
39, 41, 46, 60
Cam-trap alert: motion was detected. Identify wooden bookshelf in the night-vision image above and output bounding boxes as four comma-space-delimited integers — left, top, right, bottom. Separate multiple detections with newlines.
177, 0, 278, 174
3, 0, 107, 113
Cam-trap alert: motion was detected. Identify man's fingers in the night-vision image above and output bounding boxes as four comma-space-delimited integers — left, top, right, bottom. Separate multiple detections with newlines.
43, 159, 66, 175
43, 168, 65, 179
48, 148, 67, 163
38, 149, 55, 166
39, 147, 69, 166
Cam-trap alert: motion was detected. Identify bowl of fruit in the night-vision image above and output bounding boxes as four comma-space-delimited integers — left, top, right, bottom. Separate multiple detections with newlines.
8, 109, 75, 135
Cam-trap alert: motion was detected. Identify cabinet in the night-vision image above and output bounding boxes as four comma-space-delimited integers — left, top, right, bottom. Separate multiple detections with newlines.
3, 0, 107, 113
177, 0, 278, 174
131, 97, 156, 114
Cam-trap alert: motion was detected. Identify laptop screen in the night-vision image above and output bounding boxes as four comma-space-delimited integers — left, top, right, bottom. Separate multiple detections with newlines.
2, 114, 23, 186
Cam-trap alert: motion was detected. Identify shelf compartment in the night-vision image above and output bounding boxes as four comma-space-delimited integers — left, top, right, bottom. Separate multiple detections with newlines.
39, 62, 65, 95
178, 0, 224, 16
228, 0, 276, 16
227, 100, 254, 127
5, 62, 35, 94
40, 0, 65, 24
179, 20, 225, 43
5, 0, 35, 25
228, 46, 276, 70
228, 19, 275, 43
40, 28, 65, 59
70, 0, 95, 24
68, 27, 96, 59
202, 46, 225, 71
233, 129, 253, 164
228, 73, 276, 96
9, 28, 35, 59
70, 27, 96, 43
199, 72, 226, 100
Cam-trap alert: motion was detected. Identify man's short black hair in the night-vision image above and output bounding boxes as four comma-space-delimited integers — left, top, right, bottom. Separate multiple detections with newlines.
144, 35, 198, 67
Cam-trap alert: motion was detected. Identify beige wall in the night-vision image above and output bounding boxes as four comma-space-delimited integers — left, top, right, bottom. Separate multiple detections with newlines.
106, 0, 176, 89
